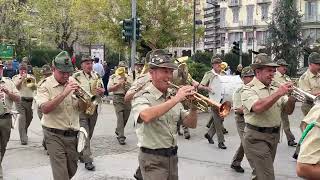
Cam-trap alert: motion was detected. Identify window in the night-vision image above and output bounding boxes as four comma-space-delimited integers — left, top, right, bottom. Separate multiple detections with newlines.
261, 4, 269, 21
256, 31, 268, 45
220, 8, 226, 27
228, 32, 243, 45
246, 5, 254, 26
246, 32, 254, 45
305, 1, 317, 21
232, 8, 239, 23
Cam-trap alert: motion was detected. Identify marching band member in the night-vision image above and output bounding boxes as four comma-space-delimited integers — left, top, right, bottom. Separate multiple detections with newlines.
230, 66, 254, 173
131, 50, 198, 180
200, 57, 227, 149
72, 55, 105, 171
0, 61, 20, 180
12, 63, 36, 145
108, 61, 132, 145
37, 64, 53, 151
273, 59, 297, 147
241, 53, 296, 180
298, 52, 320, 129
35, 51, 84, 180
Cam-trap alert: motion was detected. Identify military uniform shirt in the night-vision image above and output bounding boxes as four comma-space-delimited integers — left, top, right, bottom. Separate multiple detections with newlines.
131, 83, 189, 149
12, 74, 36, 97
0, 77, 20, 113
241, 77, 288, 127
297, 121, 320, 164
126, 73, 151, 95
273, 71, 291, 84
34, 75, 80, 130
200, 70, 218, 87
233, 86, 243, 110
298, 69, 320, 94
108, 73, 133, 95
302, 103, 320, 124
73, 70, 103, 94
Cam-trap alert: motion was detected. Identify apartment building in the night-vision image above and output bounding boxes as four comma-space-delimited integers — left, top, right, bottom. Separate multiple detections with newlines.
203, 0, 320, 54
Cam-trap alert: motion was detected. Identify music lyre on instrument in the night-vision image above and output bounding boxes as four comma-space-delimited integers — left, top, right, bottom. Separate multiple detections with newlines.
167, 81, 231, 117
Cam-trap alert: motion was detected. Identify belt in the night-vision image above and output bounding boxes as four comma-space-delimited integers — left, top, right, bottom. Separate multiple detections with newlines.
141, 146, 178, 157
43, 126, 79, 137
21, 97, 33, 102
246, 123, 280, 134
235, 112, 244, 116
0, 113, 11, 119
113, 94, 125, 96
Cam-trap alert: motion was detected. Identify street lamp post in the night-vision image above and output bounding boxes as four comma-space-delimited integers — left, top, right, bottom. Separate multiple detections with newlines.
193, 0, 196, 55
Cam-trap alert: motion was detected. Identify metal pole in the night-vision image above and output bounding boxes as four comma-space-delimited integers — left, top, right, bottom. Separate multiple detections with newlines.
192, 0, 196, 55
131, 0, 137, 80
239, 38, 242, 65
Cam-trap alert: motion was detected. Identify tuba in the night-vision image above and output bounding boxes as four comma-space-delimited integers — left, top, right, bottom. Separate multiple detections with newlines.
168, 82, 231, 117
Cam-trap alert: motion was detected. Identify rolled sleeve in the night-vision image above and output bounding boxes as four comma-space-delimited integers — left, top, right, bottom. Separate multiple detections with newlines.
241, 88, 259, 112
298, 126, 320, 164
131, 96, 151, 124
35, 85, 49, 107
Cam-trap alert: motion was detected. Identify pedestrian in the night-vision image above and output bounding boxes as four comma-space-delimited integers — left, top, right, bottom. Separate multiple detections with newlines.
241, 53, 296, 180
102, 62, 110, 96
131, 50, 198, 180
93, 57, 105, 77
230, 66, 254, 173
0, 60, 20, 180
35, 51, 84, 180
3, 60, 17, 79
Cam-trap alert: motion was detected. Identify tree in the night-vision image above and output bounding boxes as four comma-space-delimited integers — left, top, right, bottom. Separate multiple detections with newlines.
266, 0, 304, 76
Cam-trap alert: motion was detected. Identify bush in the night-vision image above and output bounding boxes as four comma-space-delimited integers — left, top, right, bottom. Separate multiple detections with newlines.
30, 49, 61, 67
187, 60, 211, 83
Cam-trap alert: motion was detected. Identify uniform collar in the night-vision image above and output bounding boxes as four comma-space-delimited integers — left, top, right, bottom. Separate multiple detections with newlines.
249, 77, 269, 90
49, 75, 62, 87
147, 83, 166, 100
82, 70, 93, 79
275, 70, 284, 77
306, 69, 320, 78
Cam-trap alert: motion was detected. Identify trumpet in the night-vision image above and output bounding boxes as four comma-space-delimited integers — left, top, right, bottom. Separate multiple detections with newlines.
274, 81, 320, 104
167, 82, 231, 117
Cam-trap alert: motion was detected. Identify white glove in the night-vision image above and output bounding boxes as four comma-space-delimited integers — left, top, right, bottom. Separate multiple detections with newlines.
77, 127, 88, 153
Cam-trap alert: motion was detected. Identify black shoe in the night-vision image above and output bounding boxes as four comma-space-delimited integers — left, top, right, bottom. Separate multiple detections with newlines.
204, 133, 214, 144
231, 165, 245, 173
222, 128, 228, 134
178, 131, 183, 136
218, 142, 227, 149
21, 141, 28, 145
288, 140, 297, 147
85, 162, 95, 171
184, 134, 191, 140
117, 138, 126, 145
292, 152, 298, 160
115, 131, 119, 137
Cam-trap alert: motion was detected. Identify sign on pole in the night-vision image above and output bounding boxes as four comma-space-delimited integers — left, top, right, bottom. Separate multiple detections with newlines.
0, 43, 14, 59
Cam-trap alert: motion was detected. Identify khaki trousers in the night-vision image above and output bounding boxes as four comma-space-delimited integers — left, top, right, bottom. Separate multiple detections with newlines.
43, 129, 78, 180
280, 111, 295, 141
243, 127, 280, 180
79, 109, 98, 163
207, 110, 225, 143
139, 150, 178, 180
0, 115, 12, 180
17, 98, 33, 143
231, 114, 245, 167
113, 95, 131, 139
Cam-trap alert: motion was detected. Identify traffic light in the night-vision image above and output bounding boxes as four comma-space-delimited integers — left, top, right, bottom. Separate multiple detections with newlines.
136, 18, 142, 40
120, 19, 133, 42
232, 41, 240, 55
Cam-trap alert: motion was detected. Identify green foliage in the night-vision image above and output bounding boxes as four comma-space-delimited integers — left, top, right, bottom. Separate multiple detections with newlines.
191, 51, 213, 65
266, 0, 304, 76
30, 48, 61, 67
187, 60, 211, 83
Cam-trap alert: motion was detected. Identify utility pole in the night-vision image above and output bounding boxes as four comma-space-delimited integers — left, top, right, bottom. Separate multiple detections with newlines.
192, 0, 196, 55
131, 0, 137, 79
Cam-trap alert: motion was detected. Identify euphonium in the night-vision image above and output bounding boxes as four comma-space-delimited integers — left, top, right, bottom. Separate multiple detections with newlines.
85, 77, 103, 115
168, 82, 231, 117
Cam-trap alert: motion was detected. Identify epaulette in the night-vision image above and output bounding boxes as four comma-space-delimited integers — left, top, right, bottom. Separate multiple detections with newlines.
73, 71, 81, 78
134, 88, 149, 99
37, 78, 47, 87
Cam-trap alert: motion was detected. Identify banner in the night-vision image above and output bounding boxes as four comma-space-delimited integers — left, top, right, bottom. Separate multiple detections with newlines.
0, 44, 14, 59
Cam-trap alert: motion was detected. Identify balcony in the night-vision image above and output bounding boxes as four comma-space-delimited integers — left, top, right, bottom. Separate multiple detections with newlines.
228, 0, 241, 7
257, 0, 271, 4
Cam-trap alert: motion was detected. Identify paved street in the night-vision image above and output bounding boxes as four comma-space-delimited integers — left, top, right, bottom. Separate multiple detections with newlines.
2, 102, 304, 180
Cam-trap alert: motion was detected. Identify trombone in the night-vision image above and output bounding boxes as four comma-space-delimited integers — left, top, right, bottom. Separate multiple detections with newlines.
167, 82, 231, 117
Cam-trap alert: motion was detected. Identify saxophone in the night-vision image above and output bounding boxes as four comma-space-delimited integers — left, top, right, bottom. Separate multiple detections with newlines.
85, 76, 103, 115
